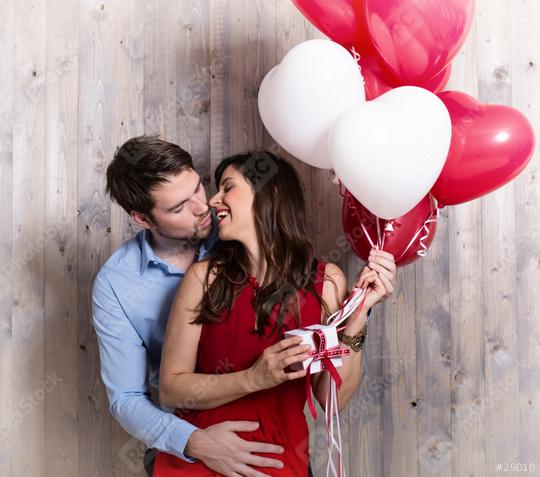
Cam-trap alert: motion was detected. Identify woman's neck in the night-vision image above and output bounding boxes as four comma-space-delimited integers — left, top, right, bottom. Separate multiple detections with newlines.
243, 236, 267, 284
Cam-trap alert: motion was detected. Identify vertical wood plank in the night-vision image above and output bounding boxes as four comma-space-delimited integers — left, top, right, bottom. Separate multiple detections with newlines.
382, 256, 418, 477
349, 280, 384, 477
415, 207, 450, 477
209, 0, 228, 173
448, 14, 487, 475
176, 0, 211, 185
44, 0, 80, 475
511, 0, 540, 471
143, 0, 179, 141
78, 1, 115, 475
0, 0, 15, 474
477, 1, 520, 474
11, 0, 46, 475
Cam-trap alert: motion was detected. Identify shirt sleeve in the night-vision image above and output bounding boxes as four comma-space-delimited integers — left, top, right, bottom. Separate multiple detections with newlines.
91, 272, 198, 461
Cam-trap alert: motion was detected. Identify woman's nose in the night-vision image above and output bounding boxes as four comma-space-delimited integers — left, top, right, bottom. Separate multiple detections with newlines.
209, 191, 221, 208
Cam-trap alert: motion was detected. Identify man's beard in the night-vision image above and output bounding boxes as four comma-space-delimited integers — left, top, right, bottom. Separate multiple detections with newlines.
154, 219, 211, 246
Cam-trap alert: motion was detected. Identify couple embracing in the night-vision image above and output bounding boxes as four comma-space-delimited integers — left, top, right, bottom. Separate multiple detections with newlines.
92, 136, 397, 476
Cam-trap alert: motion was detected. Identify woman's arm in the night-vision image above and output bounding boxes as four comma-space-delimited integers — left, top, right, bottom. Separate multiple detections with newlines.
311, 263, 367, 410
159, 261, 311, 410
159, 261, 254, 409
312, 262, 392, 410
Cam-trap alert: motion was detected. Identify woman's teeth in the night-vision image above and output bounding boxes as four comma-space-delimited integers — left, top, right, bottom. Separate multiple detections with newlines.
217, 209, 230, 223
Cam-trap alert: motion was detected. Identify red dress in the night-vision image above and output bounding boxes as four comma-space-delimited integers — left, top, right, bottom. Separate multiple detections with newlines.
153, 260, 327, 477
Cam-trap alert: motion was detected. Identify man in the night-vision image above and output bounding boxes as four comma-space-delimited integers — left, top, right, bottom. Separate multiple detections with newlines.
92, 136, 287, 476
93, 136, 396, 476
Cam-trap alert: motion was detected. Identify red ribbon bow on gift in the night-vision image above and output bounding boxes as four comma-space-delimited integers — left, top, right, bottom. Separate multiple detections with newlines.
304, 327, 350, 419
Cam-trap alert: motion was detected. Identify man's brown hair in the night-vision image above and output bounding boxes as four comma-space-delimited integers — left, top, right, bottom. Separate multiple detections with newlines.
106, 135, 194, 219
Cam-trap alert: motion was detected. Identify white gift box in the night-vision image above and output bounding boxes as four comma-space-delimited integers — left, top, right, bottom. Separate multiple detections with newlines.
284, 324, 342, 374
283, 288, 368, 375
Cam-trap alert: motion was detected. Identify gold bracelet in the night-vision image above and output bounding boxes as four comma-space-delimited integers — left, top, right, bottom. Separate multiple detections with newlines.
338, 323, 368, 352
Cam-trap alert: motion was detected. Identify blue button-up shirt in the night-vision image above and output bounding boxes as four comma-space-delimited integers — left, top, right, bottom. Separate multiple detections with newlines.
92, 226, 218, 461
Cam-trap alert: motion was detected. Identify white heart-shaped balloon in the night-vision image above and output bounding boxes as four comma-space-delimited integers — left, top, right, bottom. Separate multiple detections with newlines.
330, 86, 451, 219
258, 39, 365, 169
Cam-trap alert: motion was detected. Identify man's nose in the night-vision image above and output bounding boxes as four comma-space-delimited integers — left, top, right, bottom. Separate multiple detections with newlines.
192, 195, 209, 215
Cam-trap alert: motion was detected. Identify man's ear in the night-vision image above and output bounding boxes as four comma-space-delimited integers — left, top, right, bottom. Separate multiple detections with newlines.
131, 211, 153, 230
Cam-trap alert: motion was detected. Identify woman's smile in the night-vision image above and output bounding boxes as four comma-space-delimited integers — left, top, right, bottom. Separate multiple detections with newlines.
215, 207, 231, 225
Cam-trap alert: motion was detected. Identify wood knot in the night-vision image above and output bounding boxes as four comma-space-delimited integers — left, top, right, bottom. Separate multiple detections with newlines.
493, 65, 511, 86
454, 371, 464, 384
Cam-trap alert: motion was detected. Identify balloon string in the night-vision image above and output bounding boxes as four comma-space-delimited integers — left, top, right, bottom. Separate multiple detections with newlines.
360, 223, 377, 249
394, 203, 439, 262
417, 207, 440, 257
350, 46, 362, 71
349, 45, 365, 100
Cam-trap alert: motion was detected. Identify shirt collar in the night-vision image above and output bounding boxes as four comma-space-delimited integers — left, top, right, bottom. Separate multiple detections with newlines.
139, 216, 219, 276
139, 229, 159, 275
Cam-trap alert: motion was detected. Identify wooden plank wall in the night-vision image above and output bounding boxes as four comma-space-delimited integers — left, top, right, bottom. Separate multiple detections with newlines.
0, 0, 538, 476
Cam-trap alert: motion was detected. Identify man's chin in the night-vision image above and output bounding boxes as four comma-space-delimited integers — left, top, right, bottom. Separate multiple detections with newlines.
154, 226, 208, 245
193, 225, 212, 241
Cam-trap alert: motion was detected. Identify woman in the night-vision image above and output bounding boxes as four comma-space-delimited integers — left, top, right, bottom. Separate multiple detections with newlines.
153, 151, 396, 476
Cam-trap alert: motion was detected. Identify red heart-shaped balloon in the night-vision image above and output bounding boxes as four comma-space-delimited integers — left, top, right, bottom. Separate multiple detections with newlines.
431, 91, 536, 206
361, 55, 451, 100
356, 0, 475, 85
292, 0, 373, 52
342, 191, 438, 267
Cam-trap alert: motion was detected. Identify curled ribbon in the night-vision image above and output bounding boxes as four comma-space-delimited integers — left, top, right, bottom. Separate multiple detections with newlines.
394, 204, 439, 262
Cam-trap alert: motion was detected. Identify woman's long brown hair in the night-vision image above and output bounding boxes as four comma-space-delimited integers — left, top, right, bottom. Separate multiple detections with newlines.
193, 151, 331, 335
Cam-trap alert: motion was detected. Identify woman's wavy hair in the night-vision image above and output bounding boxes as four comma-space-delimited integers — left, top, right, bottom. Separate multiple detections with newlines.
194, 151, 330, 334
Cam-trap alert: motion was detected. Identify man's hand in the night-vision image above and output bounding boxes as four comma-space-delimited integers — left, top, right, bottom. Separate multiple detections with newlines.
185, 421, 284, 477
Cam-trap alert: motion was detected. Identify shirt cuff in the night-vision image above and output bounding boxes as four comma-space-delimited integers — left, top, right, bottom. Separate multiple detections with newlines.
161, 417, 199, 462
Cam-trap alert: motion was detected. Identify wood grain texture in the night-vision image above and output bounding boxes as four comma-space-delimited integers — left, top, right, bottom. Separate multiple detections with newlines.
477, 2, 520, 475
77, 1, 115, 476
0, 1, 538, 476
0, 1, 15, 475
44, 0, 80, 475
11, 0, 47, 475
511, 0, 540, 471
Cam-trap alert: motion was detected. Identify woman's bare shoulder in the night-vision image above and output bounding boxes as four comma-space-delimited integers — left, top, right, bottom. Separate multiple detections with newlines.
185, 259, 218, 287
